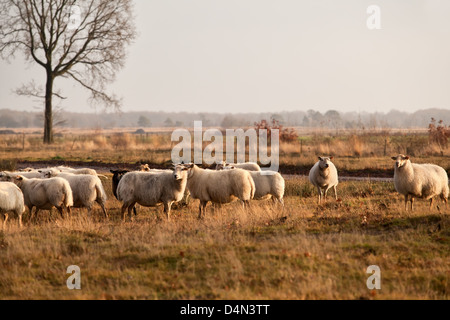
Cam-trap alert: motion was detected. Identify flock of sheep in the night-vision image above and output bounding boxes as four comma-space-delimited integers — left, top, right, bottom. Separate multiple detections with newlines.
0, 154, 448, 228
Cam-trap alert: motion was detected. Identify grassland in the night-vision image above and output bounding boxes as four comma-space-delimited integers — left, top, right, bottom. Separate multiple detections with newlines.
0, 176, 448, 300
0, 128, 448, 300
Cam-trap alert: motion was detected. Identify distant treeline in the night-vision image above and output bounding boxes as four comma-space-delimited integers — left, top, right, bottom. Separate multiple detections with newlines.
0, 108, 449, 129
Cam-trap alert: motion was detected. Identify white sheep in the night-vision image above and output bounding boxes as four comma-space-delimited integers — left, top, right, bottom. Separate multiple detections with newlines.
215, 161, 261, 172
185, 164, 255, 218
0, 182, 25, 229
308, 157, 339, 205
1, 170, 42, 179
117, 164, 189, 221
55, 166, 97, 176
42, 169, 108, 218
40, 166, 108, 180
217, 165, 285, 205
391, 155, 449, 211
0, 175, 73, 220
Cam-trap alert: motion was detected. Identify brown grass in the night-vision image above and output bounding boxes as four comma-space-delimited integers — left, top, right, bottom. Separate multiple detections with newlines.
0, 176, 448, 300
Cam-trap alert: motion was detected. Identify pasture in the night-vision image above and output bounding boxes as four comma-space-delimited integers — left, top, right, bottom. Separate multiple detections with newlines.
0, 174, 448, 300
0, 128, 448, 300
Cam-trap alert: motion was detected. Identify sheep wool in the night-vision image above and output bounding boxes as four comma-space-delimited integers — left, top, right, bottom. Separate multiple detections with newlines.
392, 155, 449, 210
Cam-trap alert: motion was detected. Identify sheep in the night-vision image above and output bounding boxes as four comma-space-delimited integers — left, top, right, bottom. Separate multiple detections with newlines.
42, 169, 108, 218
308, 157, 339, 205
0, 175, 73, 221
391, 155, 449, 211
111, 169, 138, 217
215, 161, 261, 172
217, 165, 285, 205
38, 166, 109, 180
185, 164, 255, 219
0, 182, 25, 229
1, 170, 42, 179
116, 164, 189, 221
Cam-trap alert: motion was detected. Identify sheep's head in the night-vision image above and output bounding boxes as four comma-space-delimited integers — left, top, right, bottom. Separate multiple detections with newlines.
172, 163, 191, 181
0, 172, 12, 182
140, 164, 150, 172
391, 154, 410, 169
38, 169, 58, 178
110, 169, 129, 182
10, 175, 24, 186
318, 157, 334, 170
215, 161, 228, 171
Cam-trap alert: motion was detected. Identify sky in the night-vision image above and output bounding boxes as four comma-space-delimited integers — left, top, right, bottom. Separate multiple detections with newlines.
0, 0, 449, 114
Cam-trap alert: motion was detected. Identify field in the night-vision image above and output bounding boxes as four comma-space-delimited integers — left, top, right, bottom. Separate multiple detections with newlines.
0, 128, 449, 300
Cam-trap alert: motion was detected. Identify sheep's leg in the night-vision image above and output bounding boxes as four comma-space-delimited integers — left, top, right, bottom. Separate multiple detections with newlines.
29, 206, 35, 222
198, 202, 203, 219
163, 202, 172, 221
278, 198, 285, 207
404, 195, 409, 211
430, 198, 434, 211
2, 213, 8, 230
132, 206, 137, 216
317, 187, 322, 205
62, 204, 69, 218
202, 202, 208, 217
56, 206, 65, 219
128, 202, 136, 221
121, 204, 128, 222
198, 201, 207, 219
410, 197, 415, 211
34, 207, 41, 221
333, 185, 338, 201
99, 202, 108, 219
15, 209, 23, 228
33, 208, 40, 223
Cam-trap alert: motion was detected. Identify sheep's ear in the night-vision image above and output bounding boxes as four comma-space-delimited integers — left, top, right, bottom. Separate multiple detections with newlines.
318, 157, 323, 161
391, 157, 397, 161
38, 170, 42, 173
403, 156, 410, 160
16, 176, 23, 181
329, 156, 334, 161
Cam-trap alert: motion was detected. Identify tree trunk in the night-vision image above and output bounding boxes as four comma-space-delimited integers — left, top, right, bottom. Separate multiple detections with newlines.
44, 70, 54, 144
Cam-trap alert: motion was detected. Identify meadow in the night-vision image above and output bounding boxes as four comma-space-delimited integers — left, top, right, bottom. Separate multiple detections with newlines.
0, 128, 448, 300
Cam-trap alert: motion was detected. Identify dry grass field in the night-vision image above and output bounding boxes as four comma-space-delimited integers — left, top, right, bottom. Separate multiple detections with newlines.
0, 128, 448, 300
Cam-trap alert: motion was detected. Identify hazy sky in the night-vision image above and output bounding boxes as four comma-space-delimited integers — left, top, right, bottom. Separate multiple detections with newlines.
1, 0, 449, 114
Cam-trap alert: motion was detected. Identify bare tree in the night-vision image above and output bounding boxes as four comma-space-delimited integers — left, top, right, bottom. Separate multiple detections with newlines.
0, 0, 136, 143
